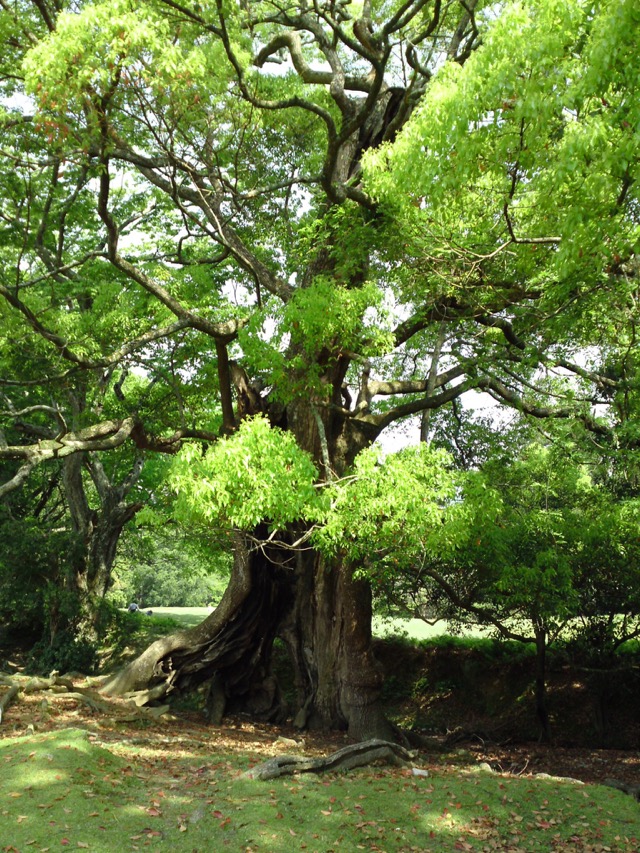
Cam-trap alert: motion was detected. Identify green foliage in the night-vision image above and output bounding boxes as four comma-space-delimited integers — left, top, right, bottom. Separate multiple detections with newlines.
376, 437, 640, 652
23, 0, 231, 142
0, 491, 73, 636
315, 443, 456, 563
170, 416, 321, 530
280, 277, 393, 389
28, 630, 98, 675
366, 0, 640, 326
2, 0, 640, 727
110, 528, 231, 607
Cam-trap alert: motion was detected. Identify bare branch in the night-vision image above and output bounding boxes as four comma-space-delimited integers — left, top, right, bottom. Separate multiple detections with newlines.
476, 375, 611, 436
254, 31, 374, 92
0, 460, 39, 500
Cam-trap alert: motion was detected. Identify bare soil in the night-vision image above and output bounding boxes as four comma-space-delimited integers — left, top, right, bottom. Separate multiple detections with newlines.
373, 639, 640, 791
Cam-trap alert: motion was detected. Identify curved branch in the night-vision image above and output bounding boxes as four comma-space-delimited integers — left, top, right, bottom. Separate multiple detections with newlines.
384, 0, 437, 37
214, 0, 337, 132
476, 376, 612, 437
244, 739, 416, 780
0, 418, 139, 463
0, 460, 39, 500
0, 283, 200, 369
420, 564, 531, 644
367, 366, 465, 398
254, 31, 374, 92
503, 202, 561, 245
100, 142, 293, 302
356, 378, 476, 434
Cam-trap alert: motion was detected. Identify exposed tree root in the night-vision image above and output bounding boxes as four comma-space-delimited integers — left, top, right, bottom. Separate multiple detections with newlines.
603, 778, 640, 800
243, 738, 419, 780
0, 671, 170, 724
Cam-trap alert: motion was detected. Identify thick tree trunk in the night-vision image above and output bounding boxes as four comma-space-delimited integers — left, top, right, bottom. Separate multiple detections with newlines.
281, 545, 394, 739
103, 533, 392, 740
102, 529, 294, 720
102, 400, 393, 740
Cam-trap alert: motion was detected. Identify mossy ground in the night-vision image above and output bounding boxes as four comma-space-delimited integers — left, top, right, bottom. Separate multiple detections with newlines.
0, 726, 638, 852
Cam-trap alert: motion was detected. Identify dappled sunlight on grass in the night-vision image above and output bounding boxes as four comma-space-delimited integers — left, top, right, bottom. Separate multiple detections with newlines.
0, 727, 637, 851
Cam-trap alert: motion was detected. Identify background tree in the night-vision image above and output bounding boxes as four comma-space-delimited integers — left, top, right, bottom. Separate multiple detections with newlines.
362, 435, 640, 740
110, 526, 231, 609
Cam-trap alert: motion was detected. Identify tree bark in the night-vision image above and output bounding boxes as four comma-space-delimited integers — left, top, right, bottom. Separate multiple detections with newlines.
280, 544, 394, 739
102, 402, 394, 741
48, 453, 143, 643
102, 532, 393, 740
534, 626, 551, 742
243, 739, 416, 780
101, 529, 294, 722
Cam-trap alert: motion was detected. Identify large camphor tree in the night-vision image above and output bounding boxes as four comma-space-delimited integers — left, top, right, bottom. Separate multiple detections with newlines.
1, 0, 638, 737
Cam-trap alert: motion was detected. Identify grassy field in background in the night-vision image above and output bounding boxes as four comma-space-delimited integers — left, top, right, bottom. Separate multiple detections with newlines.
145, 607, 476, 640
145, 606, 214, 628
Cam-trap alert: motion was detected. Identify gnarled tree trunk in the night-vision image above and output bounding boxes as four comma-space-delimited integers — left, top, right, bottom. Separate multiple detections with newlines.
102, 529, 293, 715
281, 545, 393, 739
102, 402, 393, 740
102, 532, 392, 740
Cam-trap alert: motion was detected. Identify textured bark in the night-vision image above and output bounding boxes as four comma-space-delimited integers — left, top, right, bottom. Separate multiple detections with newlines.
47, 453, 143, 642
101, 529, 293, 722
103, 397, 395, 740
103, 540, 394, 740
279, 544, 393, 739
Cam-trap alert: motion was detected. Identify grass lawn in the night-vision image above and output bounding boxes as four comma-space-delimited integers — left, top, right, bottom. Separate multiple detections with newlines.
145, 606, 214, 628
145, 607, 480, 639
0, 726, 638, 852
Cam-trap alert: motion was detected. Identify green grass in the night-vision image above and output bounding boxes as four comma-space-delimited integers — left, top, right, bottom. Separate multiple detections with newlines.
145, 606, 214, 629
146, 609, 455, 638
145, 609, 483, 639
0, 728, 638, 852
372, 616, 486, 641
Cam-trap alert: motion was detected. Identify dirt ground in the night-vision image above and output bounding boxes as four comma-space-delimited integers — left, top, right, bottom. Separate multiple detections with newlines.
1, 635, 638, 795
0, 674, 637, 795
371, 639, 640, 792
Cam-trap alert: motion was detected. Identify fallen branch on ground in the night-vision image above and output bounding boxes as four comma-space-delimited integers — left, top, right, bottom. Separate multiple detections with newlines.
243, 739, 419, 781
0, 684, 20, 723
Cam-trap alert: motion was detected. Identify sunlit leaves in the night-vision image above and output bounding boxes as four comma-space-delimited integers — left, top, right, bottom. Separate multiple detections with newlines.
170, 415, 320, 530
365, 0, 640, 323
26, 1, 216, 97
315, 443, 456, 564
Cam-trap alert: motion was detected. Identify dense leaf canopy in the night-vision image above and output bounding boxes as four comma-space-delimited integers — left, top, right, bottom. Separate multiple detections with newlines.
0, 0, 638, 486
